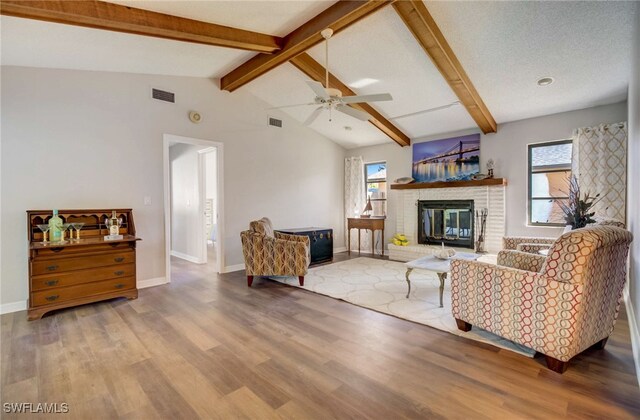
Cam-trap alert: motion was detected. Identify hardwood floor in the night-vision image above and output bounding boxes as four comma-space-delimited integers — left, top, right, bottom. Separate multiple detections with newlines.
2, 253, 639, 419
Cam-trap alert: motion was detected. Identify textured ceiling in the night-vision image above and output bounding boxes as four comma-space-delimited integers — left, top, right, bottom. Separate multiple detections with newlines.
0, 16, 254, 78
105, 0, 337, 37
1, 1, 636, 149
426, 1, 636, 123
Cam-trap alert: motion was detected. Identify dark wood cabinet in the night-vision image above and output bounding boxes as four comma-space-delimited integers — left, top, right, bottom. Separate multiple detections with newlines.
27, 209, 140, 320
276, 227, 333, 266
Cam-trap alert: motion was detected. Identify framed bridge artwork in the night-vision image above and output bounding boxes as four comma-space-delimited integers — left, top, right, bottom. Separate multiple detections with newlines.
412, 134, 481, 183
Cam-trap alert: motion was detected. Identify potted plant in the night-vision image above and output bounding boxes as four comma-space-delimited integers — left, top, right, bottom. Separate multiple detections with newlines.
557, 175, 601, 231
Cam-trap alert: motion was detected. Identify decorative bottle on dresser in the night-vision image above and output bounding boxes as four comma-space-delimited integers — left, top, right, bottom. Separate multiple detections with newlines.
48, 209, 63, 242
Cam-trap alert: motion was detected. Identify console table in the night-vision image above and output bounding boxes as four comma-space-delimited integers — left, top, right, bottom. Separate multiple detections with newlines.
27, 209, 140, 320
347, 217, 385, 256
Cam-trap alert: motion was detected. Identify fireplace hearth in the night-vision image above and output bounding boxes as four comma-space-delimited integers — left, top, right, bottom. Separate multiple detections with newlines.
418, 200, 474, 248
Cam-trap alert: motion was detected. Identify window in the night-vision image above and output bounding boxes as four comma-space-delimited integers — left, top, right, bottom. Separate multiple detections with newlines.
528, 140, 573, 226
365, 162, 386, 217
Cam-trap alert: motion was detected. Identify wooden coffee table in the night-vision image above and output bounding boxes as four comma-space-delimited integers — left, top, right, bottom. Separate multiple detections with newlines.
404, 253, 480, 307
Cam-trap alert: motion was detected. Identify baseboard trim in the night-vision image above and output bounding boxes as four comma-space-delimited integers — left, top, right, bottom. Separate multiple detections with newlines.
624, 290, 640, 388
0, 300, 27, 315
333, 247, 347, 253
137, 276, 168, 289
171, 250, 205, 264
223, 263, 245, 273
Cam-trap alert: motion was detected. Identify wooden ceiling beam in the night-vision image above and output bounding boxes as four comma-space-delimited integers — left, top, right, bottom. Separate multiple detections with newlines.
393, 1, 497, 134
220, 0, 393, 92
0, 0, 282, 53
290, 53, 411, 147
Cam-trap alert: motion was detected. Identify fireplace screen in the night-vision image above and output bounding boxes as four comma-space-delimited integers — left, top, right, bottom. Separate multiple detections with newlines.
418, 200, 474, 248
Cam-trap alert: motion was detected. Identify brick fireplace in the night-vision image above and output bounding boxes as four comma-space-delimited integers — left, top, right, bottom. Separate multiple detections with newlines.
388, 179, 506, 261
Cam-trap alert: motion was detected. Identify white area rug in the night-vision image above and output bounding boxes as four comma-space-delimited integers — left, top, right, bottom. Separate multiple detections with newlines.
272, 257, 536, 357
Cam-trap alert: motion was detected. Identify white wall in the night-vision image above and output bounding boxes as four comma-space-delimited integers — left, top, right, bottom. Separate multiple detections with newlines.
627, 7, 640, 385
346, 101, 628, 247
0, 66, 345, 307
170, 143, 204, 262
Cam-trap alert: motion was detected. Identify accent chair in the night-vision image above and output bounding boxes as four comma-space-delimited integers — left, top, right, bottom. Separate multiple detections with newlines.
502, 216, 626, 254
240, 217, 310, 287
451, 224, 633, 373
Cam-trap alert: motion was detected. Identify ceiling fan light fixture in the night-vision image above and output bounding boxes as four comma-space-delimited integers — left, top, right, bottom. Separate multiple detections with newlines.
537, 76, 554, 86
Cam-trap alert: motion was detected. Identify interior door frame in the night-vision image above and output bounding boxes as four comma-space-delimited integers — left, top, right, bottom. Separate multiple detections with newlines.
198, 147, 216, 265
163, 134, 225, 282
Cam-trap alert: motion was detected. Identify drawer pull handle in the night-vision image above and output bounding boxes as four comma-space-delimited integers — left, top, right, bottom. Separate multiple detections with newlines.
114, 257, 125, 263
114, 270, 125, 276
45, 295, 59, 301
46, 265, 59, 271
45, 280, 59, 286
114, 283, 126, 289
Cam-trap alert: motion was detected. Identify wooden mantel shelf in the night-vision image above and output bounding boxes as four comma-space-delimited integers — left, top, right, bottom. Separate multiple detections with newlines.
390, 178, 507, 190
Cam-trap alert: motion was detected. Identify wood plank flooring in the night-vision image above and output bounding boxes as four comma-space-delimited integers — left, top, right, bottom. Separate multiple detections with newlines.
1, 253, 639, 419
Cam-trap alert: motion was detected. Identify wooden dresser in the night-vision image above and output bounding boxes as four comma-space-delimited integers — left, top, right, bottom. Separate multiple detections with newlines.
27, 209, 140, 320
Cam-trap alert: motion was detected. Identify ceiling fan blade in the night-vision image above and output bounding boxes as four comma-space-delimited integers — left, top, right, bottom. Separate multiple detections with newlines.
336, 105, 370, 121
266, 102, 316, 110
306, 81, 330, 99
340, 93, 393, 104
304, 106, 324, 125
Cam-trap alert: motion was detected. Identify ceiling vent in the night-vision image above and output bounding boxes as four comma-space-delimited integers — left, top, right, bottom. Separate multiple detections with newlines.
151, 88, 175, 103
268, 117, 283, 128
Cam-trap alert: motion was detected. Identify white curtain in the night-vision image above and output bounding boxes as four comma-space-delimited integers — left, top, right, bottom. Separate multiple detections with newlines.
571, 122, 627, 222
344, 157, 370, 250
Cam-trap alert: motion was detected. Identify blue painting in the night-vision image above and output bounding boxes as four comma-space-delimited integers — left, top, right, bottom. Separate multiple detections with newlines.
412, 134, 481, 183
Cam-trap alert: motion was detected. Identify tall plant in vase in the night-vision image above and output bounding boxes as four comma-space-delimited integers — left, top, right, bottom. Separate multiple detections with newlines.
557, 175, 601, 230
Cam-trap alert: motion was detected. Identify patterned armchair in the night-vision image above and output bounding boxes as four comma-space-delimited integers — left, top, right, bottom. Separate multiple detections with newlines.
240, 217, 310, 287
502, 236, 556, 254
451, 225, 633, 373
502, 217, 626, 255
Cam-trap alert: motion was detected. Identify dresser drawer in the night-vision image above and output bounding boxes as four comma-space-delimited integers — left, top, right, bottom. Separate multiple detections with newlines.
31, 251, 135, 275
34, 241, 133, 258
31, 263, 135, 291
31, 276, 136, 307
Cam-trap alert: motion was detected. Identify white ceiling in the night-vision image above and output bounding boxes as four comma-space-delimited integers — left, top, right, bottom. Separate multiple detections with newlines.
106, 0, 337, 37
426, 1, 636, 124
1, 1, 636, 149
0, 15, 254, 78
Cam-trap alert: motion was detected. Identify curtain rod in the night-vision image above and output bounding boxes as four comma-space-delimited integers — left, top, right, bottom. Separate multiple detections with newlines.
582, 122, 626, 132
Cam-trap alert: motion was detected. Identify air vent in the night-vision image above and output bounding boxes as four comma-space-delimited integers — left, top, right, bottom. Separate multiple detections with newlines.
152, 88, 175, 103
268, 117, 282, 128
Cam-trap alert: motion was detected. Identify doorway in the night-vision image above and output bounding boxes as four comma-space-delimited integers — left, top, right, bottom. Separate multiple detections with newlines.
163, 134, 224, 283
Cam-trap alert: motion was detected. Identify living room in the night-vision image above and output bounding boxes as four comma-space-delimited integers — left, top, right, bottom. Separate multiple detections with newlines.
1, 0, 639, 418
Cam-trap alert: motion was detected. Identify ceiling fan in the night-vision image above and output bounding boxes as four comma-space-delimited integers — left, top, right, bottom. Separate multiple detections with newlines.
271, 28, 393, 125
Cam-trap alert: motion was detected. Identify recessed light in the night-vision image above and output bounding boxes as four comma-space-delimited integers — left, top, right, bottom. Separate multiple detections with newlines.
537, 77, 554, 86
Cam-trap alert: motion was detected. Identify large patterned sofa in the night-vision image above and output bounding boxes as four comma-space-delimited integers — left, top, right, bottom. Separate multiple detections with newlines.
451, 224, 633, 373
240, 217, 310, 287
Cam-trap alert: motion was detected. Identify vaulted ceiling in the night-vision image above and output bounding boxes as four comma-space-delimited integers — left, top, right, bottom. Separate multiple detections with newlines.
1, 1, 636, 149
